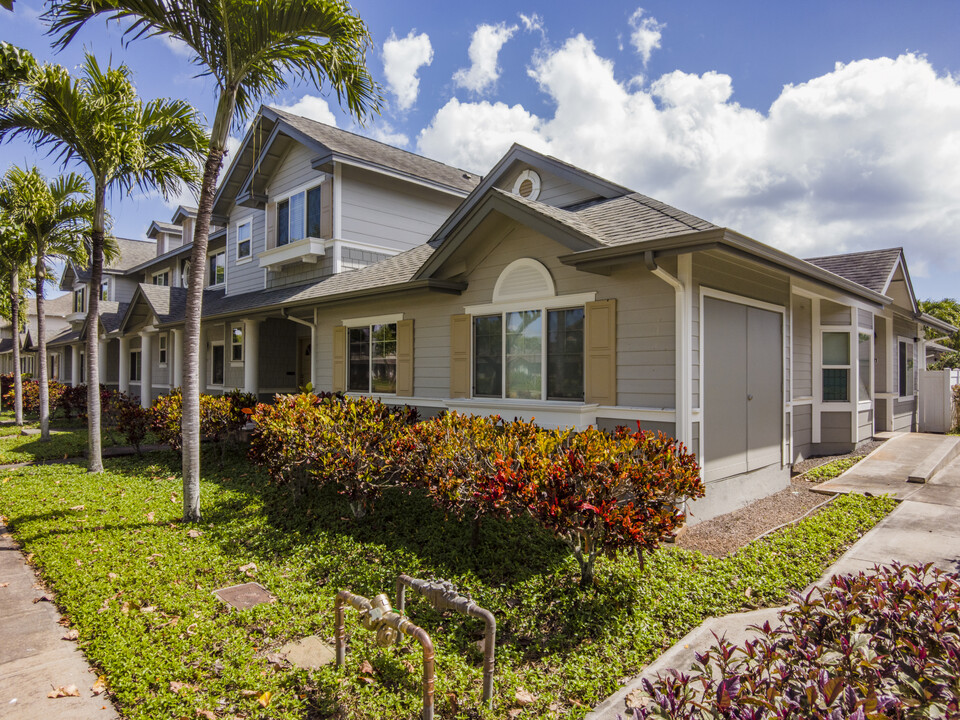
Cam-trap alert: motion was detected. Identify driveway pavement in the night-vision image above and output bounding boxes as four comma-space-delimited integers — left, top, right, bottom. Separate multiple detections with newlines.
588, 433, 960, 720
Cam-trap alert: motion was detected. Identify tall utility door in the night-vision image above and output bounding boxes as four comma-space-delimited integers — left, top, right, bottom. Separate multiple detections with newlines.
703, 297, 784, 482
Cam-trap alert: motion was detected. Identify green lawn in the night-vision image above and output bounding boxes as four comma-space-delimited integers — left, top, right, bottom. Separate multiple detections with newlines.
802, 456, 864, 482
0, 413, 154, 464
0, 440, 896, 720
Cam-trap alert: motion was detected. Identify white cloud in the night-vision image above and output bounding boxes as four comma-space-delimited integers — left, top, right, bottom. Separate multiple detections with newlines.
628, 7, 664, 66
382, 31, 434, 111
163, 35, 193, 59
275, 95, 337, 126
519, 12, 544, 35
453, 23, 518, 94
418, 37, 960, 281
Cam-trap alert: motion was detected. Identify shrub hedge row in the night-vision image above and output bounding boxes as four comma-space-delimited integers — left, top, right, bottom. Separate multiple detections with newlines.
248, 393, 703, 586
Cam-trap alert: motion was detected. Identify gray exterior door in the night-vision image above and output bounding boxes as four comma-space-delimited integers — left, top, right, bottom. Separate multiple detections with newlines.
703, 297, 783, 482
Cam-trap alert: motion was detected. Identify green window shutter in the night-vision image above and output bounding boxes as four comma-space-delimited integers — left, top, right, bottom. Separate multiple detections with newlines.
450, 314, 471, 398
332, 325, 346, 393
396, 319, 414, 396
584, 299, 617, 404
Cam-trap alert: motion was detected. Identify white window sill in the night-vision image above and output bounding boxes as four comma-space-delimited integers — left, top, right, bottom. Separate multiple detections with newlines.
236, 256, 253, 265
230, 361, 243, 368
207, 283, 225, 290
258, 237, 325, 270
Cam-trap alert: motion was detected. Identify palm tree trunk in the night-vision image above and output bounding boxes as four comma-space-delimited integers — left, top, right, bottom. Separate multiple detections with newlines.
181, 89, 236, 523
85, 181, 106, 472
34, 251, 49, 440
10, 267, 22, 426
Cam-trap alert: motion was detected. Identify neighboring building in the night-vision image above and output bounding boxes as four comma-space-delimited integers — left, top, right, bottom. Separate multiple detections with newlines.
51, 104, 955, 522
0, 294, 73, 378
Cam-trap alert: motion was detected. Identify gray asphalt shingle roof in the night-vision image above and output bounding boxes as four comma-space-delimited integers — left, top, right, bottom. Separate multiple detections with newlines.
269, 107, 480, 193
138, 284, 188, 325
804, 248, 902, 294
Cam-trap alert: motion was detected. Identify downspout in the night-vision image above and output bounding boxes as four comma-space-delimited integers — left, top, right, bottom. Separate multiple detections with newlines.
645, 251, 691, 450
281, 308, 318, 390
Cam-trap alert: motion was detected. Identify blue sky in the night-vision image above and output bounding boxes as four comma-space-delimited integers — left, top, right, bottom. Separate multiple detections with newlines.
2, 0, 960, 299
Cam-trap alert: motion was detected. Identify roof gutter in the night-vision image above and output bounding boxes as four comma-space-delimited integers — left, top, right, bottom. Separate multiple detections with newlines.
559, 228, 891, 307
918, 312, 958, 335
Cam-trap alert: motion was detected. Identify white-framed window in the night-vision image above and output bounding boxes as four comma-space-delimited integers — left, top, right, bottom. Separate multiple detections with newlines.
73, 287, 85, 313
79, 351, 85, 384
21, 355, 34, 375
153, 270, 170, 286
348, 322, 398, 394
473, 307, 585, 401
207, 250, 225, 287
236, 219, 252, 261
100, 280, 109, 301
180, 259, 191, 288
49, 354, 59, 381
277, 182, 323, 247
129, 350, 142, 382
230, 323, 244, 363
822, 331, 850, 402
158, 333, 168, 367
898, 337, 916, 398
209, 341, 225, 386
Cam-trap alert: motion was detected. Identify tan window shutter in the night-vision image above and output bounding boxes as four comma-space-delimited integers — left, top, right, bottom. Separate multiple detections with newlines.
585, 299, 617, 404
320, 182, 333, 239
265, 202, 277, 250
450, 314, 471, 398
396, 319, 414, 396
332, 325, 346, 393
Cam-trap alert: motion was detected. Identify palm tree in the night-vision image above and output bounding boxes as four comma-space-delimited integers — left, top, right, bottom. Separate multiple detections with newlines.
0, 55, 206, 470
0, 167, 93, 440
46, 0, 382, 520
0, 213, 31, 424
0, 42, 35, 107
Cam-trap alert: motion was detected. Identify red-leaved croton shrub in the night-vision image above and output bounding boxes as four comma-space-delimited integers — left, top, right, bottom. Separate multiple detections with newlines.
2, 378, 67, 414
626, 562, 960, 720
151, 389, 245, 456
248, 393, 419, 517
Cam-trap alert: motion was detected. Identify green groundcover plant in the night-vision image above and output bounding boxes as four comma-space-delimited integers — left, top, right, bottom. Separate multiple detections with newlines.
626, 562, 960, 719
0, 443, 895, 720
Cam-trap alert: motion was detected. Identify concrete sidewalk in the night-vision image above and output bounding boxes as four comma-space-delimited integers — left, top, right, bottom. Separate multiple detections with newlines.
0, 518, 118, 720
588, 437, 960, 719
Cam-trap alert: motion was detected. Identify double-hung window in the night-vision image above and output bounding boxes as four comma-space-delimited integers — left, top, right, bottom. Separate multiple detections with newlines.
230, 323, 244, 363
73, 287, 85, 313
277, 183, 323, 246
208, 251, 225, 287
898, 338, 915, 397
236, 220, 252, 260
100, 281, 109, 300
158, 334, 168, 366
857, 332, 872, 402
822, 331, 850, 402
474, 307, 585, 401
348, 323, 397, 394
153, 271, 169, 286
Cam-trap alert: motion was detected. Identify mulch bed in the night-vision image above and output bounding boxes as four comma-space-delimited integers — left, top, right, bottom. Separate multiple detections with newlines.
677, 440, 886, 558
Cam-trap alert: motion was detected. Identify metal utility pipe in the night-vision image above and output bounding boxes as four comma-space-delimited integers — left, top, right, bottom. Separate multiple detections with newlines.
335, 589, 435, 720
396, 574, 497, 707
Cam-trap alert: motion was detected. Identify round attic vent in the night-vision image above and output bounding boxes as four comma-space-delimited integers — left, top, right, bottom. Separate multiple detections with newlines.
512, 169, 541, 201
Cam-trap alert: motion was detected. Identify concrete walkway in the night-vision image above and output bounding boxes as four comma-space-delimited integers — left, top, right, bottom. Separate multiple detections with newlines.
0, 518, 118, 719
588, 434, 960, 720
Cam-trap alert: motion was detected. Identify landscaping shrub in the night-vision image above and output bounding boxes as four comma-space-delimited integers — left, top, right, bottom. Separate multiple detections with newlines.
112, 392, 150, 455
627, 562, 960, 720
804, 455, 862, 482
58, 383, 87, 419
224, 388, 257, 429
151, 389, 184, 450
953, 383, 960, 432
153, 389, 254, 456
248, 393, 419, 516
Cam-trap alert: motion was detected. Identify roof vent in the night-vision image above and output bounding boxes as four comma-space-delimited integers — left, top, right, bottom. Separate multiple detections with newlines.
512, 169, 541, 201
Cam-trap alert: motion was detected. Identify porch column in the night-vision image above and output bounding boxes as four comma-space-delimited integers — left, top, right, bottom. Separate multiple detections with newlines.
243, 318, 259, 395
118, 336, 130, 393
98, 340, 109, 387
171, 328, 183, 388
139, 332, 153, 408
311, 307, 320, 390
71, 344, 81, 387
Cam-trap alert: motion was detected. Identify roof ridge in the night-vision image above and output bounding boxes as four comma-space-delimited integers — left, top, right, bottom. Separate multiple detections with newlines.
805, 247, 903, 261
268, 105, 479, 180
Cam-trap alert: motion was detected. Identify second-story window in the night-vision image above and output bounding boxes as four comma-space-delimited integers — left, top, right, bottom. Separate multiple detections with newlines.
236, 220, 252, 260
277, 183, 323, 247
73, 287, 85, 313
180, 259, 190, 288
207, 251, 225, 287
153, 271, 169, 286
100, 281, 109, 301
